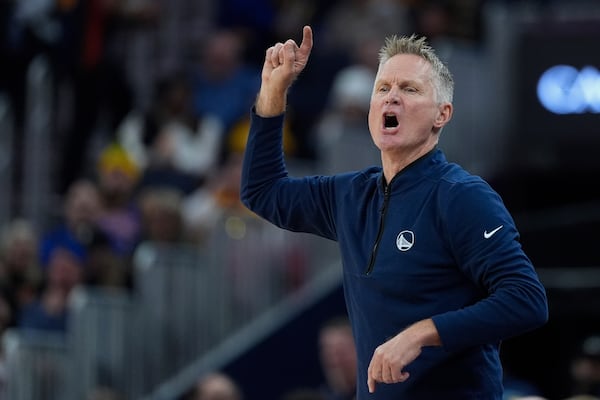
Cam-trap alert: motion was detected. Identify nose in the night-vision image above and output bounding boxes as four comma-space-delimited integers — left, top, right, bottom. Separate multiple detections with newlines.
385, 86, 400, 104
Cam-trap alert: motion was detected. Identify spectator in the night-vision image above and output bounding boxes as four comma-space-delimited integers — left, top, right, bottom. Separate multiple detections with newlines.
95, 142, 143, 258
18, 245, 83, 333
118, 73, 223, 195
185, 372, 243, 400
138, 186, 187, 244
39, 178, 102, 270
318, 316, 357, 400
83, 226, 129, 288
0, 219, 42, 325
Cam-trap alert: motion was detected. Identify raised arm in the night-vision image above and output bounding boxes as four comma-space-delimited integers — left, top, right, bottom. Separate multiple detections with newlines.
255, 26, 313, 117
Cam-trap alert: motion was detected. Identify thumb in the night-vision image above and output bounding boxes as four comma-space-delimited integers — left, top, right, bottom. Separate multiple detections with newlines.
299, 25, 313, 55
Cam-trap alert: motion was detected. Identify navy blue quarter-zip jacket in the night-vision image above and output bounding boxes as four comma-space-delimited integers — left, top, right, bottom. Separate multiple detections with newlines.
240, 110, 548, 400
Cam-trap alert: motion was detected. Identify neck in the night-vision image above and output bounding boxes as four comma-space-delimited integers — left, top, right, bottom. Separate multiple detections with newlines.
381, 145, 436, 184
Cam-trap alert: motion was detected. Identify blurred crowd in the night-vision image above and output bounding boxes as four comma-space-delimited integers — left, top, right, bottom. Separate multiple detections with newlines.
0, 0, 593, 399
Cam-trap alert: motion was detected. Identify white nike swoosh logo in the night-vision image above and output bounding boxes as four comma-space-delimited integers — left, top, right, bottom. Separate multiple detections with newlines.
483, 225, 504, 239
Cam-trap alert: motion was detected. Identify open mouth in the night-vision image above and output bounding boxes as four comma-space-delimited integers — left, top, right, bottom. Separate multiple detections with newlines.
384, 114, 399, 128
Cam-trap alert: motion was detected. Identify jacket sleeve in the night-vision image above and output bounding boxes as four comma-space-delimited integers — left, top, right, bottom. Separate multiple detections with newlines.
240, 109, 338, 240
431, 179, 548, 352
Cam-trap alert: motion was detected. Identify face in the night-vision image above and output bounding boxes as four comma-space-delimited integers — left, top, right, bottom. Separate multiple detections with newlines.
368, 54, 451, 161
319, 326, 357, 392
65, 180, 101, 227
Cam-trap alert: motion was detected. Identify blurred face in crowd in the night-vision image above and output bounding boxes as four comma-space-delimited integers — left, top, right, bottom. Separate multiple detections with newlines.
193, 373, 241, 400
319, 323, 357, 395
1, 220, 38, 274
138, 189, 183, 243
47, 247, 83, 293
98, 167, 137, 207
65, 180, 101, 230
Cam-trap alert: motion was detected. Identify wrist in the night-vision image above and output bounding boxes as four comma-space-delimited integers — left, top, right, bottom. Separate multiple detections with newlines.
406, 319, 442, 348
255, 86, 287, 117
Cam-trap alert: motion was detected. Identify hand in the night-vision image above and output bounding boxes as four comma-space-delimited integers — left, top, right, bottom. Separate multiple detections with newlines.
366, 333, 417, 393
367, 319, 441, 393
262, 25, 313, 91
256, 26, 313, 116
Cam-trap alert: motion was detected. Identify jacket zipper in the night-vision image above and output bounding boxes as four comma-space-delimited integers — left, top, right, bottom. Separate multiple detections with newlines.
365, 182, 391, 275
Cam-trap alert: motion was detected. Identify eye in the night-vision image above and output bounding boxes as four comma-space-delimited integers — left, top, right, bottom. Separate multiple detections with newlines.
403, 86, 417, 93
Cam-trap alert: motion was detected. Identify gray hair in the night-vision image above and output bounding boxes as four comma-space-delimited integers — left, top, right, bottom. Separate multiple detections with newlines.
378, 34, 454, 104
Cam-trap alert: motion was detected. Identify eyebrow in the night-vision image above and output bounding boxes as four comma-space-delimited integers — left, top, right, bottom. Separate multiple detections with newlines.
375, 77, 424, 88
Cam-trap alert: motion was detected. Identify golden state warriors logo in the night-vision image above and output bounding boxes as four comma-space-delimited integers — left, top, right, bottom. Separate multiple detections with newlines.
396, 230, 415, 251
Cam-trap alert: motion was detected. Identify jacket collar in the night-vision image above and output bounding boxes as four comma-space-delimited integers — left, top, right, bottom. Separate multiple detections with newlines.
378, 148, 446, 194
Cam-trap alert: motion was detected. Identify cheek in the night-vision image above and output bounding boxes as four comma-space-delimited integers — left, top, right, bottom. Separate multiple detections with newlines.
367, 108, 378, 132
406, 103, 437, 125
367, 117, 379, 147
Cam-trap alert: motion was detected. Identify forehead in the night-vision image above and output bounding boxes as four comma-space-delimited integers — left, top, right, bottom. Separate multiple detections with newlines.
377, 53, 433, 82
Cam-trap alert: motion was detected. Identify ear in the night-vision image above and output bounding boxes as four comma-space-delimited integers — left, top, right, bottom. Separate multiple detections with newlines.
433, 103, 453, 129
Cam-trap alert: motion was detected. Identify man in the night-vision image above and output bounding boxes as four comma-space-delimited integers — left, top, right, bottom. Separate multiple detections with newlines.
240, 26, 548, 399
318, 316, 357, 400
